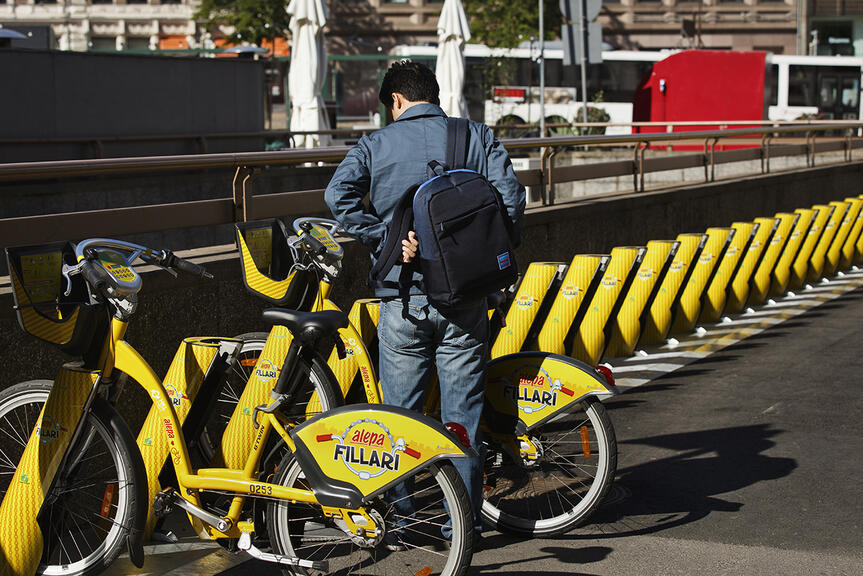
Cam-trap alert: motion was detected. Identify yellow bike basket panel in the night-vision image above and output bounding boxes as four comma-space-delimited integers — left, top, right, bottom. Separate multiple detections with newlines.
0, 366, 100, 576
806, 202, 843, 282
822, 200, 852, 278
838, 197, 863, 270
571, 246, 643, 365
789, 206, 828, 291
748, 214, 795, 307
640, 233, 706, 345
607, 240, 678, 357
235, 219, 318, 308
491, 262, 563, 359
671, 228, 733, 334
5, 242, 108, 355
699, 225, 749, 324
535, 254, 609, 356
770, 212, 806, 297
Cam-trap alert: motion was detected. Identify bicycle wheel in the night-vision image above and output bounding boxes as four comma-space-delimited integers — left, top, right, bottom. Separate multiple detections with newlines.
0, 381, 141, 576
205, 333, 342, 451
481, 396, 617, 537
267, 455, 474, 576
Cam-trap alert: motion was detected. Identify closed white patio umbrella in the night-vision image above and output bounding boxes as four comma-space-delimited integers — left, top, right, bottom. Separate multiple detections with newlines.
435, 0, 471, 118
287, 0, 330, 147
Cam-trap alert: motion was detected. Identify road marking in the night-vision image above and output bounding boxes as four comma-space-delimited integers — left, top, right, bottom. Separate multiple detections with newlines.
609, 269, 863, 390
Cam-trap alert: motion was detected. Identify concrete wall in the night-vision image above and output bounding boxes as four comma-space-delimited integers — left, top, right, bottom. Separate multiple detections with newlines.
0, 49, 265, 162
1, 160, 861, 425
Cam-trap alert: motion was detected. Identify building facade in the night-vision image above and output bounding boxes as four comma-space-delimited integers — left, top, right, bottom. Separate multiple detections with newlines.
0, 0, 854, 58
1, 0, 198, 52
4, 1, 863, 60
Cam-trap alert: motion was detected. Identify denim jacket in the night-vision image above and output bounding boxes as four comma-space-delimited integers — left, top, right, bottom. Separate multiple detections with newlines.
324, 103, 526, 298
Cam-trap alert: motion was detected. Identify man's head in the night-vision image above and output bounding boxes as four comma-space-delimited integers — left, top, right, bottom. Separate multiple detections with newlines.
379, 60, 440, 120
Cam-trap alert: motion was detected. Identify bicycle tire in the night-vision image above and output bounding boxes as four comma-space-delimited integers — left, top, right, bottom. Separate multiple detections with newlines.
267, 455, 474, 576
202, 332, 343, 460
0, 380, 142, 576
481, 396, 617, 537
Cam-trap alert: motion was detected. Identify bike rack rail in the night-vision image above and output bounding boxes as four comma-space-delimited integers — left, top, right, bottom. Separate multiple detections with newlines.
1, 123, 863, 250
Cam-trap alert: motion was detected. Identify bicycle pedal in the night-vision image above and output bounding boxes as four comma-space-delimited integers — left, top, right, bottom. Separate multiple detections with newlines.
152, 489, 174, 518
237, 531, 328, 571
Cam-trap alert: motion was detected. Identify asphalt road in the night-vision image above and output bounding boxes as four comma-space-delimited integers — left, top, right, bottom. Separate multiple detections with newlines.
104, 274, 863, 576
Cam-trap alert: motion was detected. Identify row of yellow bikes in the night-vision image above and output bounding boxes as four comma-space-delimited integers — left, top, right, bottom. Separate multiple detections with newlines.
0, 218, 618, 576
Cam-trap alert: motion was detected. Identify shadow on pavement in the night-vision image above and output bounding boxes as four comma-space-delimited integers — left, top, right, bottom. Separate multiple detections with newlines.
472, 541, 611, 574
583, 424, 796, 538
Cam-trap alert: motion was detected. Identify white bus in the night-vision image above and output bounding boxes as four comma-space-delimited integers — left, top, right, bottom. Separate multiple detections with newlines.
390, 44, 863, 133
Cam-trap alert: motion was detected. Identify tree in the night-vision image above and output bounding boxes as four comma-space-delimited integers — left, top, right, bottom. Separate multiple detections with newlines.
462, 0, 561, 48
195, 0, 291, 46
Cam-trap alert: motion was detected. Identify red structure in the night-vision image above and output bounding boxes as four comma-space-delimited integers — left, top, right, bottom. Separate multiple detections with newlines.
632, 50, 767, 140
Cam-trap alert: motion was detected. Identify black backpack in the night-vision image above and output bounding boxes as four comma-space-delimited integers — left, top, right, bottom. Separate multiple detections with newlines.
370, 117, 519, 308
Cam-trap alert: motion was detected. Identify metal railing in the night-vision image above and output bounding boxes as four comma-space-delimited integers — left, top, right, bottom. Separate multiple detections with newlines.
1, 123, 862, 250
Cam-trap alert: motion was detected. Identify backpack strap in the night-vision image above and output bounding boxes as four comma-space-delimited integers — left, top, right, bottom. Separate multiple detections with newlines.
368, 182, 420, 289
368, 118, 470, 290
446, 117, 470, 170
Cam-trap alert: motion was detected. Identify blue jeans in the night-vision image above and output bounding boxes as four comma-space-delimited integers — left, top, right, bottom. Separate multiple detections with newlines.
378, 295, 487, 533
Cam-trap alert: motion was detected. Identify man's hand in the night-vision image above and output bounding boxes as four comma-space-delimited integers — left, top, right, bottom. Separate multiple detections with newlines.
401, 231, 419, 263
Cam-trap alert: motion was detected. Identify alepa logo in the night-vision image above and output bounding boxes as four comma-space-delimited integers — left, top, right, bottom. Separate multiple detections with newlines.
317, 418, 420, 480
164, 383, 190, 407
561, 283, 580, 299
515, 293, 536, 310
36, 416, 68, 444
502, 366, 576, 415
255, 359, 280, 383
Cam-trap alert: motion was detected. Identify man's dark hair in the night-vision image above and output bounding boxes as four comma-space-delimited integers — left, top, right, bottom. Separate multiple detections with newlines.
379, 60, 440, 108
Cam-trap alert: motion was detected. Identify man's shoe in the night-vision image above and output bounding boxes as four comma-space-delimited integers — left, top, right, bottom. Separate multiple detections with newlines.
383, 530, 406, 552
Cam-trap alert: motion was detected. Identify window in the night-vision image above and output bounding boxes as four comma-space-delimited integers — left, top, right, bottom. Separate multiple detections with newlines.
126, 37, 151, 51
788, 65, 816, 106
841, 77, 859, 109
764, 64, 779, 107
819, 76, 837, 107
89, 36, 117, 51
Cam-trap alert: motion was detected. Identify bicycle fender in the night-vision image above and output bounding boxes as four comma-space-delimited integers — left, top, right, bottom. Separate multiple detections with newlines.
290, 404, 474, 509
0, 365, 100, 576
485, 352, 616, 433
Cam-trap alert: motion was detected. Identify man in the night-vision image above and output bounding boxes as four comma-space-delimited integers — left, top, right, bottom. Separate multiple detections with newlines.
325, 60, 525, 537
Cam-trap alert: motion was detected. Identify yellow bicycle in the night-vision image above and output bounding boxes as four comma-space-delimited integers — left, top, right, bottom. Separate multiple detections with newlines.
232, 217, 620, 538
0, 238, 476, 576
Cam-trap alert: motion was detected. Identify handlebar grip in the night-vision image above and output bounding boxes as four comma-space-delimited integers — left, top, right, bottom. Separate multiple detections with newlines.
164, 252, 212, 279
80, 260, 113, 297
302, 233, 329, 257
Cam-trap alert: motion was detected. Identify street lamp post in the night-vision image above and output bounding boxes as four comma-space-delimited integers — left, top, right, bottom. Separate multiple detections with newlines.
539, 0, 545, 137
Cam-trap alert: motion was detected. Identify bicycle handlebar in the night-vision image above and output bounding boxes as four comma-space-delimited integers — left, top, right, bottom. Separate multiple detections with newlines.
74, 238, 212, 279
162, 251, 214, 280
79, 259, 114, 298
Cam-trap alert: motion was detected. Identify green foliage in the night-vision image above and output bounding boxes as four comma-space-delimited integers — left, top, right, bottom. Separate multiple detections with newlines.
195, 0, 290, 46
575, 106, 610, 135
462, 0, 561, 48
